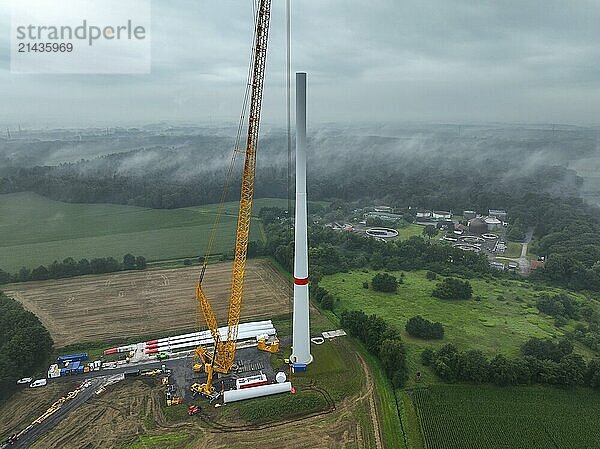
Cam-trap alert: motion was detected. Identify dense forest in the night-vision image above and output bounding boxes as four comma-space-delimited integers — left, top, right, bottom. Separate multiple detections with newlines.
0, 127, 591, 211
2, 126, 600, 292
0, 292, 54, 399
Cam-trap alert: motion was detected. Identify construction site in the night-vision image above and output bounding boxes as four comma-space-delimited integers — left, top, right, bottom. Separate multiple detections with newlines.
0, 1, 385, 447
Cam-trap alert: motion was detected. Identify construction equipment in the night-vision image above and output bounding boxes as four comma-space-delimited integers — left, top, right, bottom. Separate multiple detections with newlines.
192, 0, 273, 397
156, 352, 169, 360
190, 382, 220, 401
257, 336, 279, 353
166, 396, 182, 407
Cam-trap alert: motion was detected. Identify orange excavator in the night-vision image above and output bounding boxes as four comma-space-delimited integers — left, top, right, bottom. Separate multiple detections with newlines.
191, 0, 273, 398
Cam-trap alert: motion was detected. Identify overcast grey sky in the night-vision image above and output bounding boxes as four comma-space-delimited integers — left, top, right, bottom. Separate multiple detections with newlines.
1, 0, 600, 127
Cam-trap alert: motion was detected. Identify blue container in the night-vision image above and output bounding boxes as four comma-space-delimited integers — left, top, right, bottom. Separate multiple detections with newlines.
291, 363, 307, 372
57, 353, 88, 363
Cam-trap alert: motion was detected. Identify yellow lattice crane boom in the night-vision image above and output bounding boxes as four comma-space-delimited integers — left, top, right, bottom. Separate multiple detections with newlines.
192, 0, 272, 397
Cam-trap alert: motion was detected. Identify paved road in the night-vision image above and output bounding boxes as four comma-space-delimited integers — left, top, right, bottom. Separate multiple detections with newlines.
7, 377, 104, 449
2, 356, 193, 449
495, 228, 534, 275
517, 228, 534, 275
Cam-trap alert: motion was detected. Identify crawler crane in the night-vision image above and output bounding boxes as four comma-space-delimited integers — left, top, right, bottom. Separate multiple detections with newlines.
191, 0, 273, 397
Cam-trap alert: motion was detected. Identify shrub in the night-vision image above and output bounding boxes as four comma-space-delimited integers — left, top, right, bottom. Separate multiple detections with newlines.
489, 354, 530, 386
379, 339, 408, 387
521, 337, 573, 362
425, 271, 437, 280
421, 348, 434, 366
371, 273, 398, 293
536, 294, 580, 320
432, 277, 473, 300
458, 350, 490, 383
406, 315, 444, 340
309, 283, 335, 310
587, 359, 600, 389
320, 294, 334, 310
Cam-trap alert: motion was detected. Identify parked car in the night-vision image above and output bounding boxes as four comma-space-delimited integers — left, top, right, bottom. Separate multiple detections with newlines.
29, 379, 47, 388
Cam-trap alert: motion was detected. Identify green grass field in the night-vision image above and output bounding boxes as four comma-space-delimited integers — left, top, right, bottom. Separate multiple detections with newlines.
504, 242, 523, 258
320, 270, 595, 364
0, 192, 290, 272
407, 385, 600, 449
398, 224, 424, 240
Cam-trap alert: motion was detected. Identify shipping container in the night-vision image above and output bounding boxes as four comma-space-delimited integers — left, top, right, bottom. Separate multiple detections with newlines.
57, 353, 88, 363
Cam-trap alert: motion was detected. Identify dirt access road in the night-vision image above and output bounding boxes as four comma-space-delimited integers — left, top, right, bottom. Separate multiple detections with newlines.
4, 259, 291, 347
19, 351, 381, 449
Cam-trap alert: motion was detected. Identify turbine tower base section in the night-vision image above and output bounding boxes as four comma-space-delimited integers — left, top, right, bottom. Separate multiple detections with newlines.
290, 281, 313, 365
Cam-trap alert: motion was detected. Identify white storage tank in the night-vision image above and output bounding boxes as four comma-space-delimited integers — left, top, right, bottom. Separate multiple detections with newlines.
275, 372, 287, 383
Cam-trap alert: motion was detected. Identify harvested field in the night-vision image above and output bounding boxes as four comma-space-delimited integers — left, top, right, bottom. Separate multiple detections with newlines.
4, 259, 291, 347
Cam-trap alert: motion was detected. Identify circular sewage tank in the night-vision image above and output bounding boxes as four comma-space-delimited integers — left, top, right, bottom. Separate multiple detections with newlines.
459, 235, 485, 244
453, 243, 482, 252
482, 233, 498, 240
365, 228, 399, 238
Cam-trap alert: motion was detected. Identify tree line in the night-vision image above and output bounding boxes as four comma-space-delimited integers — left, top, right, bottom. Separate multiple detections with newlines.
423, 337, 600, 388
0, 292, 54, 399
340, 310, 409, 387
0, 254, 147, 285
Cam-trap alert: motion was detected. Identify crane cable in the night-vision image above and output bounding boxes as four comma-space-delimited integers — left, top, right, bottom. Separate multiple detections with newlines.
198, 0, 261, 286
286, 0, 293, 316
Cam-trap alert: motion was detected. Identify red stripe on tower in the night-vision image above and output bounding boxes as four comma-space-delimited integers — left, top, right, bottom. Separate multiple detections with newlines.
294, 277, 309, 285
